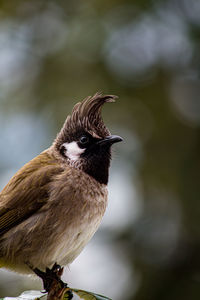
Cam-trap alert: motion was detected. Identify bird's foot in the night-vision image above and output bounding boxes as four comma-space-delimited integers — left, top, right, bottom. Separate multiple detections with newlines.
30, 263, 68, 293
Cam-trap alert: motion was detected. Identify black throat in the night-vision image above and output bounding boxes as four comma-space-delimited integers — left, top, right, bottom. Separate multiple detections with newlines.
81, 148, 111, 185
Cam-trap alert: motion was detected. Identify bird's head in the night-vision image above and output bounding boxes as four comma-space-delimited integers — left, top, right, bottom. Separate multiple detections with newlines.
53, 93, 123, 184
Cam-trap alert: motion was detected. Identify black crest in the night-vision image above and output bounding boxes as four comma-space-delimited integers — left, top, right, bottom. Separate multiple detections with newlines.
55, 93, 117, 149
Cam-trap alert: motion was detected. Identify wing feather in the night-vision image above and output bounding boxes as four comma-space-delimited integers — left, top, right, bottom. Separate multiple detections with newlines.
0, 151, 63, 236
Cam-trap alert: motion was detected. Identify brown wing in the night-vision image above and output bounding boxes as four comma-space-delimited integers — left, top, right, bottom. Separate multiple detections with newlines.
0, 150, 63, 236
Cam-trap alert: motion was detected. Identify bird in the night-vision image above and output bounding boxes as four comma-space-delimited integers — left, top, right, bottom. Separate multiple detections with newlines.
0, 93, 122, 290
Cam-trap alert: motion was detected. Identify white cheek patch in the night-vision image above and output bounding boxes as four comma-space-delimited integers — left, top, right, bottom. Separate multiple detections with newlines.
62, 141, 85, 161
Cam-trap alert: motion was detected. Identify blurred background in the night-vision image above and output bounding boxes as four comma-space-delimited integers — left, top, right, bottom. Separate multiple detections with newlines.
0, 0, 200, 299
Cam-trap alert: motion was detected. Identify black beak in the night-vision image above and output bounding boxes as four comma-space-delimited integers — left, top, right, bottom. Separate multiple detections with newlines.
97, 135, 123, 146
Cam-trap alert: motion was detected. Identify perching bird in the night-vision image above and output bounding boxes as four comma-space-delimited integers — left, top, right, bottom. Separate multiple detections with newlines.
0, 93, 122, 289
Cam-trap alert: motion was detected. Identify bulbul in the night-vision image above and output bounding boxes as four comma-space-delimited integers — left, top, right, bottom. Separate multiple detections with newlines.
0, 93, 122, 287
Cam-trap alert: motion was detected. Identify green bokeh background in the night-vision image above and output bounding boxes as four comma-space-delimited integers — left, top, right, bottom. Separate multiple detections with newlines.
0, 0, 200, 299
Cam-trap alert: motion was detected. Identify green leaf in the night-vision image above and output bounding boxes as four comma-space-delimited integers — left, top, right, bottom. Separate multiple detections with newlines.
1, 290, 47, 300
1, 289, 111, 300
66, 288, 112, 300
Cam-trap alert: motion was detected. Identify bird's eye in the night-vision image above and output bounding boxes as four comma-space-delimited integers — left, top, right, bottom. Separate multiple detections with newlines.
79, 135, 89, 145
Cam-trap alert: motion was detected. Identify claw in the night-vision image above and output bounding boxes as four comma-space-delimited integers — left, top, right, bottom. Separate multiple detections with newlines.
28, 262, 67, 293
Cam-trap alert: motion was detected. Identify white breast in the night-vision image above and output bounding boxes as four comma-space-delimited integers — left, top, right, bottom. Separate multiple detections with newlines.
50, 185, 108, 266
52, 215, 103, 266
